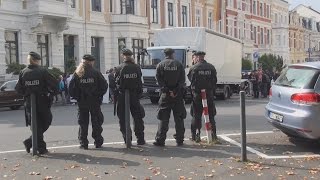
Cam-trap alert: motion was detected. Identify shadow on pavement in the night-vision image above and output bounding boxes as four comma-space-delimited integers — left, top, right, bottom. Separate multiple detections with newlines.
45, 152, 140, 167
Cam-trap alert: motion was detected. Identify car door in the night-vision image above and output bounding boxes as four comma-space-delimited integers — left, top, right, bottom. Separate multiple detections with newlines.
5, 80, 21, 105
0, 82, 10, 107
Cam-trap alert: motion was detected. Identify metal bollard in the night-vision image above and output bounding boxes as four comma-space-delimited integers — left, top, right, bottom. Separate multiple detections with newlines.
201, 89, 212, 144
31, 94, 38, 156
124, 90, 132, 148
240, 91, 247, 162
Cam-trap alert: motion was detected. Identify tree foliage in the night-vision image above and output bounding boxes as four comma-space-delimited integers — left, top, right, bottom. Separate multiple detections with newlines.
6, 63, 26, 75
47, 67, 64, 79
258, 54, 283, 72
242, 58, 253, 70
65, 59, 77, 74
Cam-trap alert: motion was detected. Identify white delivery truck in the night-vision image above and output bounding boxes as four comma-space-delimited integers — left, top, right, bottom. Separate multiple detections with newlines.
140, 27, 242, 104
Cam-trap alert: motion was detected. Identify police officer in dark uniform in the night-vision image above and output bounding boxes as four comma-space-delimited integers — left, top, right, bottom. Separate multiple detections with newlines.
115, 48, 146, 145
69, 54, 108, 150
154, 48, 186, 146
15, 52, 59, 154
187, 51, 220, 143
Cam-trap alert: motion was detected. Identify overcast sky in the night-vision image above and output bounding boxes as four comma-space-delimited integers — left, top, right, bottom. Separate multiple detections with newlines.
288, 0, 320, 11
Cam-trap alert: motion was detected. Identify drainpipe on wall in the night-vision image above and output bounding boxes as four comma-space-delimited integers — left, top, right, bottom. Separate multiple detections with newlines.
84, 0, 88, 54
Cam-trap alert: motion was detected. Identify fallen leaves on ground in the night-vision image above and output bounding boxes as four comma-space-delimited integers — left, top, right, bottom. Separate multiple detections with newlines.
43, 176, 54, 180
29, 172, 41, 175
204, 173, 214, 177
121, 162, 128, 168
309, 168, 320, 175
285, 171, 296, 175
130, 175, 137, 179
179, 176, 186, 180
144, 177, 151, 180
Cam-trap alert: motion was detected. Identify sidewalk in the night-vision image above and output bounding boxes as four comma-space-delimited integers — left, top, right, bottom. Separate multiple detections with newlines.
1, 138, 319, 180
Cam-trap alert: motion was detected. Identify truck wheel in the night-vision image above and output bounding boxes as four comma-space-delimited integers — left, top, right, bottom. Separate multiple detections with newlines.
10, 106, 21, 110
221, 86, 230, 100
150, 97, 160, 104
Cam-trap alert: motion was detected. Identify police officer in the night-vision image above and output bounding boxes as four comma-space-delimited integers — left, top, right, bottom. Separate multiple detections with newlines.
154, 48, 186, 146
15, 52, 59, 154
115, 48, 146, 145
69, 54, 108, 149
188, 51, 220, 143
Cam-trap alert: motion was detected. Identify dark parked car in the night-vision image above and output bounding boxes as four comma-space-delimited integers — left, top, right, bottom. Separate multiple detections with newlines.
0, 80, 24, 110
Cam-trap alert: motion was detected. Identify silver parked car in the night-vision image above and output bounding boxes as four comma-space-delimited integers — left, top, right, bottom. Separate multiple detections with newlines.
265, 62, 320, 140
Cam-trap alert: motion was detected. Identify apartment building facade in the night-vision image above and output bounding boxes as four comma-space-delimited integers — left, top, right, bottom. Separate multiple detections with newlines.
291, 5, 320, 63
0, 0, 149, 75
271, 0, 289, 64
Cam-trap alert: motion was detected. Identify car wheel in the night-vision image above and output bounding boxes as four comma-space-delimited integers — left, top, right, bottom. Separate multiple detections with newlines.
150, 97, 160, 104
10, 106, 21, 110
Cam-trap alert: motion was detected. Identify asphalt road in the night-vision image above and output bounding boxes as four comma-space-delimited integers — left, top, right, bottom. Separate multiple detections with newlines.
0, 96, 271, 152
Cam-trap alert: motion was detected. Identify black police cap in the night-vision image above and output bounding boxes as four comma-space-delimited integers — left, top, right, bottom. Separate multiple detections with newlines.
194, 51, 206, 56
121, 48, 133, 56
29, 51, 41, 60
82, 54, 95, 61
164, 48, 175, 54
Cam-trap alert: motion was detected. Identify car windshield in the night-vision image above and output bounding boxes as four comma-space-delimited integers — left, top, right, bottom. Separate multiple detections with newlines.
275, 66, 319, 89
141, 49, 186, 69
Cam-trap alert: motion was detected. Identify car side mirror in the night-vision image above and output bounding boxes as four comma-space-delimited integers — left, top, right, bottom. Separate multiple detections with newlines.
0, 86, 6, 91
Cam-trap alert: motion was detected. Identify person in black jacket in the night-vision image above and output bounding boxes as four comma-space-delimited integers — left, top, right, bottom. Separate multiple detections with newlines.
69, 54, 108, 150
15, 51, 59, 154
187, 51, 220, 143
115, 48, 146, 145
153, 48, 186, 147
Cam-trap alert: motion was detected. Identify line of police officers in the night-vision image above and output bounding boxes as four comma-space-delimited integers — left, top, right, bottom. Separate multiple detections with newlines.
16, 48, 219, 154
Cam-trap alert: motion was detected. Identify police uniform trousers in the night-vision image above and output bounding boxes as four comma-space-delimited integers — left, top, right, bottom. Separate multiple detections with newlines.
24, 95, 52, 152
117, 91, 145, 141
190, 90, 217, 138
155, 92, 186, 144
77, 101, 104, 147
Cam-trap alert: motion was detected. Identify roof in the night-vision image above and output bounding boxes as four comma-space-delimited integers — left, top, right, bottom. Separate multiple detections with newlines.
147, 46, 188, 50
289, 62, 320, 69
292, 4, 320, 15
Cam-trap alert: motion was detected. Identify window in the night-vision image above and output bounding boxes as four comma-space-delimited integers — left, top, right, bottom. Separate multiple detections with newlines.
92, 0, 101, 12
132, 39, 143, 65
195, 9, 201, 27
227, 0, 233, 8
22, 0, 27, 9
275, 13, 278, 23
260, 28, 264, 44
37, 34, 49, 67
227, 18, 234, 36
267, 29, 270, 44
266, 5, 269, 18
260, 3, 263, 17
122, 0, 135, 14
152, 0, 158, 23
71, 0, 75, 8
237, 0, 241, 10
118, 38, 126, 64
182, 5, 188, 27
254, 27, 257, 43
168, 2, 173, 26
253, 1, 256, 15
5, 31, 19, 64
109, 0, 112, 12
208, 11, 213, 29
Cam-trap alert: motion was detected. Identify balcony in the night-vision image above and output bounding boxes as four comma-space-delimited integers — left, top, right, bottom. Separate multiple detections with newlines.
111, 14, 148, 25
30, 0, 73, 19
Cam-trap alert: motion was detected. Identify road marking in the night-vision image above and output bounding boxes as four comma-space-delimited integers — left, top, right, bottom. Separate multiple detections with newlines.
219, 135, 269, 159
220, 131, 274, 136
219, 131, 320, 159
0, 138, 181, 154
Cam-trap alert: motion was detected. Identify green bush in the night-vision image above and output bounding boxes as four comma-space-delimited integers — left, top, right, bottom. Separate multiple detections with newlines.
65, 59, 77, 74
242, 58, 253, 70
6, 63, 26, 75
47, 67, 64, 79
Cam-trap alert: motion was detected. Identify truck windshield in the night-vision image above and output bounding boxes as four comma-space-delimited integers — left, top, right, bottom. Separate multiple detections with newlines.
141, 49, 186, 69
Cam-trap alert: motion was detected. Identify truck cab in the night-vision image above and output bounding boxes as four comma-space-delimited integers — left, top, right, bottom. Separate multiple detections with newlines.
140, 46, 192, 104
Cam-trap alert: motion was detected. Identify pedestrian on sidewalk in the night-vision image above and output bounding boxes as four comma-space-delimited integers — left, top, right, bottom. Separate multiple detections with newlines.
153, 48, 186, 147
187, 51, 220, 144
58, 75, 66, 105
15, 51, 59, 154
114, 48, 146, 145
69, 54, 108, 150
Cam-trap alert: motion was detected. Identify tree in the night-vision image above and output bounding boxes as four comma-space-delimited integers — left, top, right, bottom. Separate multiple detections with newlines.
242, 58, 253, 70
258, 54, 283, 72
6, 63, 26, 75
65, 59, 77, 74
